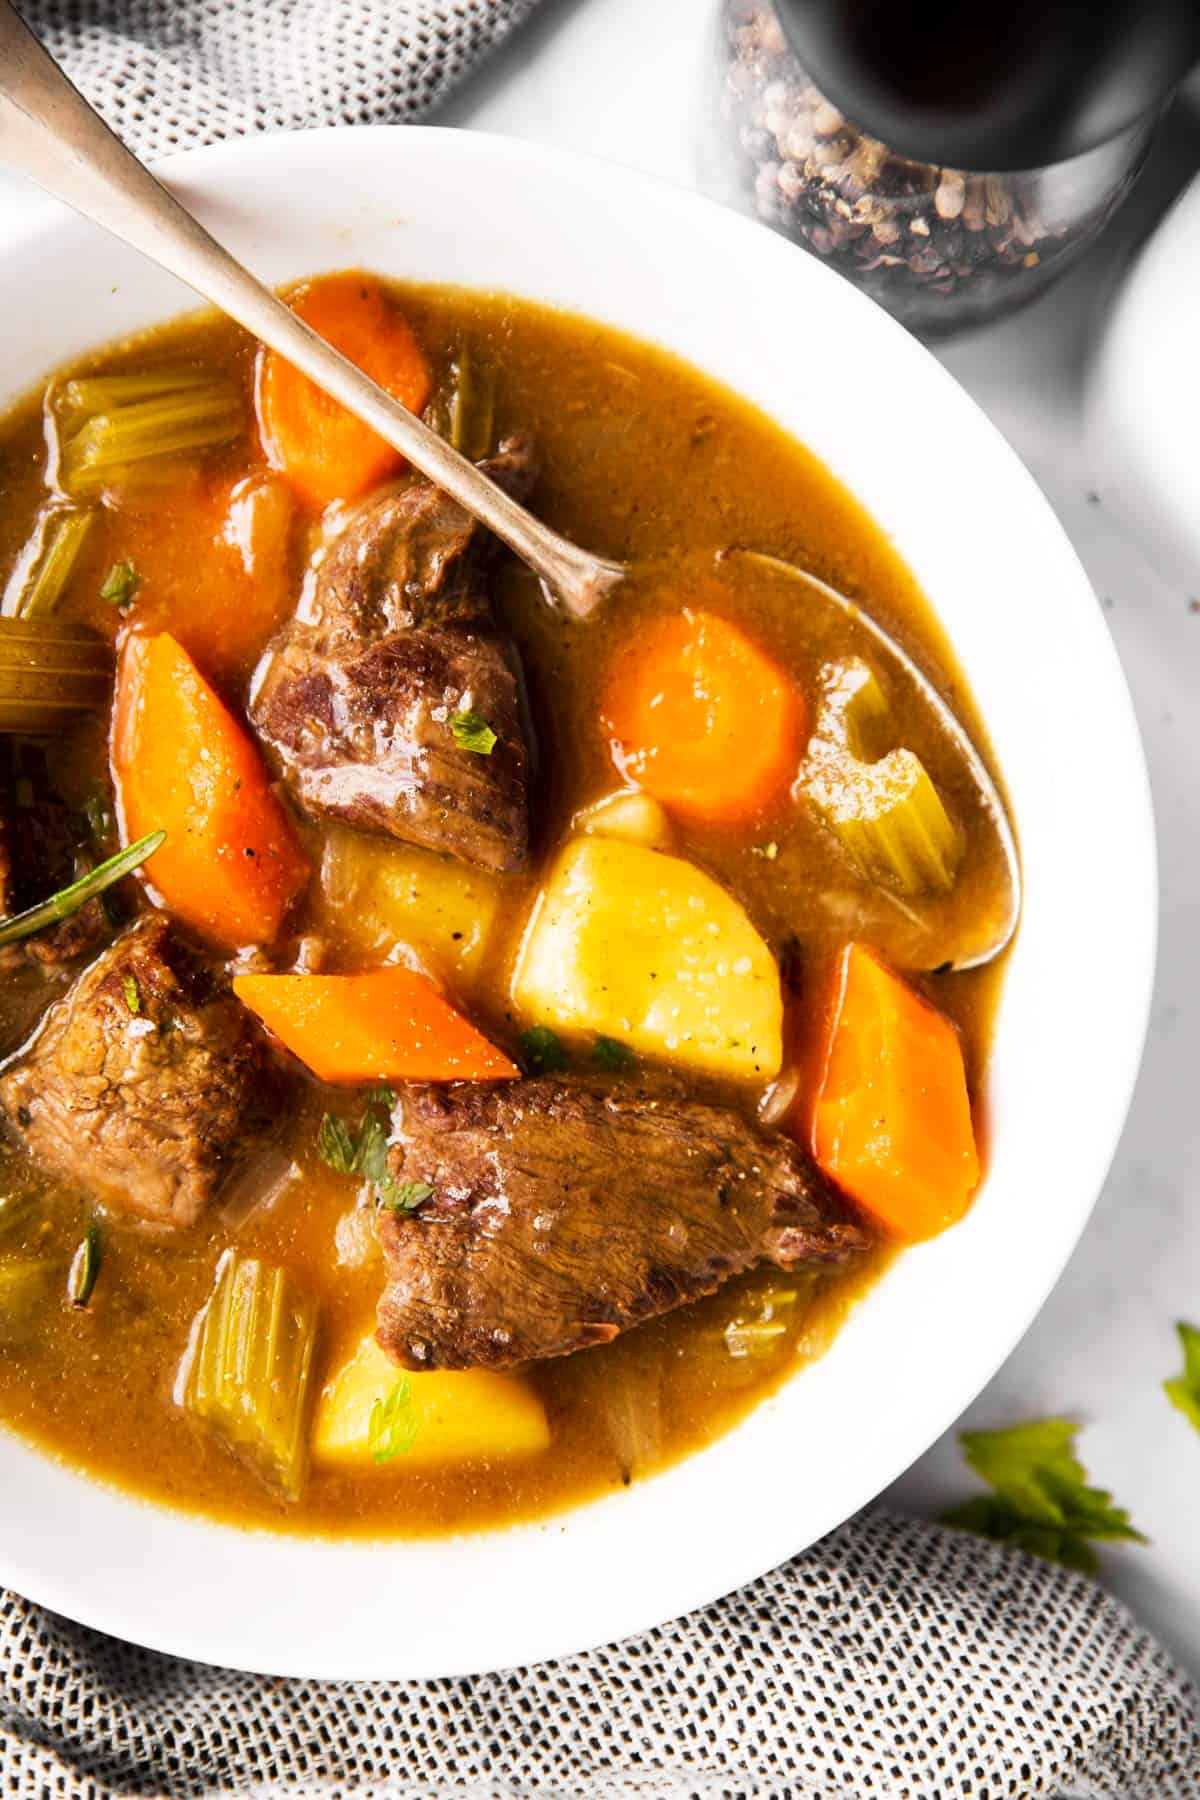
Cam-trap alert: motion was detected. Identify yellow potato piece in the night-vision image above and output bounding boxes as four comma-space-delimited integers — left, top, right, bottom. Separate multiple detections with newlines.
511, 836, 782, 1082
574, 788, 673, 850
312, 1333, 550, 1469
319, 828, 501, 986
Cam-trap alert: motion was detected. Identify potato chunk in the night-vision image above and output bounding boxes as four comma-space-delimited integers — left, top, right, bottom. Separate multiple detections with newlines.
510, 837, 782, 1082
574, 788, 673, 850
312, 1332, 549, 1468
319, 827, 501, 986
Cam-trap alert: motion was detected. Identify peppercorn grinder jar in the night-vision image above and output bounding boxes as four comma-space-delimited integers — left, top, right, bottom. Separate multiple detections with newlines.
704, 0, 1190, 337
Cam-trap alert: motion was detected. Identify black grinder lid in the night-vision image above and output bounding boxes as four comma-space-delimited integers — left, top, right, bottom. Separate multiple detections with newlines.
771, 0, 1200, 170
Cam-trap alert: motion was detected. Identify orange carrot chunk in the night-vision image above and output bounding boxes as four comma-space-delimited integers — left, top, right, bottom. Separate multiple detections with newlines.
600, 608, 805, 823
256, 272, 433, 512
111, 632, 308, 949
80, 471, 296, 685
808, 943, 979, 1241
232, 966, 519, 1084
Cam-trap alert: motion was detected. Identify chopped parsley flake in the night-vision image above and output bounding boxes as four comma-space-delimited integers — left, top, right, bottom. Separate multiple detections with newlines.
450, 710, 498, 756
518, 1024, 568, 1075
99, 560, 141, 610
316, 1112, 358, 1175
369, 1379, 419, 1463
122, 974, 141, 1014
317, 1094, 433, 1215
380, 1180, 435, 1216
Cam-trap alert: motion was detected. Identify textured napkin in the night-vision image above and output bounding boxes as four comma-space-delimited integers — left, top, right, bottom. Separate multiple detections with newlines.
5, 4, 1200, 1796
17, 0, 546, 158
2, 1515, 1199, 1797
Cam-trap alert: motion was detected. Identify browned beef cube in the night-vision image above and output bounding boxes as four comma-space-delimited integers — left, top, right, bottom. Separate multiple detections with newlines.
251, 437, 536, 874
376, 1076, 870, 1370
0, 914, 277, 1228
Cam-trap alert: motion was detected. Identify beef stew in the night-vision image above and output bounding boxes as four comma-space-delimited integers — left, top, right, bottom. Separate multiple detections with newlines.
0, 276, 1010, 1534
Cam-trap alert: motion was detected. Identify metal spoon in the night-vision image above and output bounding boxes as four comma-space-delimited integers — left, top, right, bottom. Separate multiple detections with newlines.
728, 551, 1021, 970
0, 2, 1020, 967
0, 1, 623, 621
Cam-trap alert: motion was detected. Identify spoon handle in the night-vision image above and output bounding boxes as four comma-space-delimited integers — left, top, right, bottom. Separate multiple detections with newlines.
0, 3, 623, 618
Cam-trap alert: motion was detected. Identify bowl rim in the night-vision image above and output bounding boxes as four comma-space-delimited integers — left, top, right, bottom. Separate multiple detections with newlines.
0, 123, 1158, 1679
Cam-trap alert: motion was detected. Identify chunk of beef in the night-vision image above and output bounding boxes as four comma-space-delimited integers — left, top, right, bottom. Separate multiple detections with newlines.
0, 742, 108, 968
0, 913, 277, 1228
251, 437, 536, 874
375, 1076, 870, 1370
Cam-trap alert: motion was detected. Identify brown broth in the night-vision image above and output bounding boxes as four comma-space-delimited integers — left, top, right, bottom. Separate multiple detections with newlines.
0, 279, 1007, 1537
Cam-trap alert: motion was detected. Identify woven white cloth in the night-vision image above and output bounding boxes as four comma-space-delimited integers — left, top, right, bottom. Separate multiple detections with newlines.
4, 4, 1200, 1795
16, 0, 546, 157
2, 1514, 1198, 1798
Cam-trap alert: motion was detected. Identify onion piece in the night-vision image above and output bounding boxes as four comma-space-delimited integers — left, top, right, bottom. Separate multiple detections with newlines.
758, 1065, 801, 1129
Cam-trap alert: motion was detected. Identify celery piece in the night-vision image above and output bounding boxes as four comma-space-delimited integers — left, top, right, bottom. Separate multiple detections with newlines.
2, 508, 94, 621
60, 376, 243, 497
805, 658, 964, 895
429, 341, 496, 462
723, 1283, 799, 1360
448, 342, 496, 462
0, 619, 111, 709
179, 1251, 320, 1500
57, 367, 217, 422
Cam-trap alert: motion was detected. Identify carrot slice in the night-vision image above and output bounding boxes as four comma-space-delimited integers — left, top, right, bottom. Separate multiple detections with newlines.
256, 272, 433, 512
600, 609, 805, 823
808, 943, 979, 1241
80, 470, 296, 685
232, 966, 518, 1084
111, 632, 309, 948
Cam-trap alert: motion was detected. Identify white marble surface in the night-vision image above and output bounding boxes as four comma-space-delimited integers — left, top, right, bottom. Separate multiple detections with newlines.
2, 0, 1198, 1681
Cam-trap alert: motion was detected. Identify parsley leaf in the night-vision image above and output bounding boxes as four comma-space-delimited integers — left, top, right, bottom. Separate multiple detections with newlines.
941, 1418, 1145, 1573
380, 1180, 435, 1216
316, 1095, 432, 1214
122, 974, 142, 1015
519, 1024, 568, 1076
1165, 1322, 1200, 1434
99, 559, 140, 610
450, 710, 498, 756
317, 1113, 358, 1175
593, 1035, 633, 1070
354, 1112, 391, 1187
369, 1379, 419, 1464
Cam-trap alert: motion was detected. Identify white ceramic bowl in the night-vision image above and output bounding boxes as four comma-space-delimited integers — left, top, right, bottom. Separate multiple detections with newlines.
0, 127, 1156, 1679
